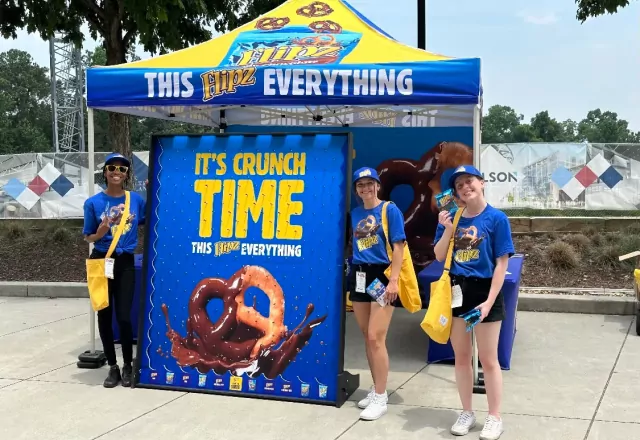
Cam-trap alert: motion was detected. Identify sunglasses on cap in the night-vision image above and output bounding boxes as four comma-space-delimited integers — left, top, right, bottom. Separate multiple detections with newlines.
105, 165, 128, 173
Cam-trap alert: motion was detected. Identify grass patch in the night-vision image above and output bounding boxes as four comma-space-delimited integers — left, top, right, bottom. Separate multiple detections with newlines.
0, 221, 28, 239
545, 241, 579, 269
564, 234, 590, 252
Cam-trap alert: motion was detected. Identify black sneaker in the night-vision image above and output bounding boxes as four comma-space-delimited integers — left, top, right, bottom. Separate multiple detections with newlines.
122, 364, 132, 388
103, 365, 121, 388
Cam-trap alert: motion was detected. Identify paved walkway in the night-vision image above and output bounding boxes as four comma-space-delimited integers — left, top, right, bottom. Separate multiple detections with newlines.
0, 296, 638, 440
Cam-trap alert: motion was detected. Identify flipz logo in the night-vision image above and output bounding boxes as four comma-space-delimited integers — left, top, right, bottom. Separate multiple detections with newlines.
200, 67, 256, 102
214, 241, 240, 257
235, 43, 343, 67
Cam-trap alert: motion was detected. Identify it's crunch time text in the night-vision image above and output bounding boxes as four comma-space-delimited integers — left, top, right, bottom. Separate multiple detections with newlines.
191, 151, 305, 258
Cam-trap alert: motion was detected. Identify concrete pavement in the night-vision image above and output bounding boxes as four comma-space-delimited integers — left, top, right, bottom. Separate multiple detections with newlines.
0, 296, 638, 440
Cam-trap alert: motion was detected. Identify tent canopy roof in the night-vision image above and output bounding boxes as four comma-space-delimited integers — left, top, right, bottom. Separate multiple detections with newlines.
86, 0, 481, 128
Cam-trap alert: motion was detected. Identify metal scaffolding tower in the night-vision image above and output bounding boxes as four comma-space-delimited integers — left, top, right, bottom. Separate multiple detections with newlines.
49, 35, 85, 153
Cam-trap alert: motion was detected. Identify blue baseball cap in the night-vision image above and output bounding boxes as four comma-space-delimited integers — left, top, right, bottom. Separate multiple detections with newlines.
104, 152, 130, 167
448, 164, 484, 191
353, 167, 381, 184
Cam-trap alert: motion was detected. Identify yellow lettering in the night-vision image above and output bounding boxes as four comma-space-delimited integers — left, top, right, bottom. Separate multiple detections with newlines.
283, 153, 294, 175
257, 47, 276, 64
220, 180, 236, 238
235, 180, 276, 239
454, 249, 480, 263
282, 46, 306, 61
269, 153, 284, 175
236, 50, 254, 66
195, 154, 202, 175
195, 180, 222, 238
201, 153, 212, 175
357, 235, 379, 252
216, 153, 227, 175
233, 153, 243, 175
244, 153, 256, 175
293, 153, 306, 175
277, 180, 304, 240
256, 153, 269, 176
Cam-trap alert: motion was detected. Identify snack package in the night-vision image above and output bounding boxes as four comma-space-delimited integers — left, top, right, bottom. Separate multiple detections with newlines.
436, 189, 459, 215
366, 278, 387, 307
460, 309, 482, 332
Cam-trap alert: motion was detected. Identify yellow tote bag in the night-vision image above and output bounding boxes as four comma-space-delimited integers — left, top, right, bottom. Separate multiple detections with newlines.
420, 207, 465, 343
380, 201, 421, 313
86, 191, 130, 312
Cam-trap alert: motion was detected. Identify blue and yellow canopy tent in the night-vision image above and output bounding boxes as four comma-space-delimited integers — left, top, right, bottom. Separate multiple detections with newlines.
85, 0, 483, 182
86, 0, 482, 140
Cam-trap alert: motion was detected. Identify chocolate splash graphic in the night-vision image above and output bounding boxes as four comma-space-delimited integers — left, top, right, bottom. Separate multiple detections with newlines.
161, 266, 327, 379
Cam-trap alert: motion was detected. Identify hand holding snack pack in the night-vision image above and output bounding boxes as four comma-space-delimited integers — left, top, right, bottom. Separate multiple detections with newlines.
366, 278, 387, 307
435, 189, 459, 216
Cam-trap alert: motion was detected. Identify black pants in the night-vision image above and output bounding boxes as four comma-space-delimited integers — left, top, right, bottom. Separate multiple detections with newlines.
89, 249, 135, 366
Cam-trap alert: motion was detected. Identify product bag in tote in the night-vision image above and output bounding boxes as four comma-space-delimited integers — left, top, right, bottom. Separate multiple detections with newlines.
86, 191, 131, 312
380, 201, 421, 313
420, 207, 465, 344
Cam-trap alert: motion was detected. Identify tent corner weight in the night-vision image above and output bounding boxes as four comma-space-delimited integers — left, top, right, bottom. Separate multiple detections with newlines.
77, 350, 107, 369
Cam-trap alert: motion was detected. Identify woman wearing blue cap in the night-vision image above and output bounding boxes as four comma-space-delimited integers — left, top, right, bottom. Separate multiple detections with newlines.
83, 153, 146, 388
347, 166, 406, 421
433, 165, 514, 440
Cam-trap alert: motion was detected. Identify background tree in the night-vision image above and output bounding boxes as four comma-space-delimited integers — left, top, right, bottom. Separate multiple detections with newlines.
482, 104, 640, 144
0, 50, 52, 154
576, 0, 635, 22
0, 0, 287, 160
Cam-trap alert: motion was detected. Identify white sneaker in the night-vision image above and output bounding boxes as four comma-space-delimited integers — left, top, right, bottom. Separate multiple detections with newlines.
480, 415, 504, 440
450, 411, 476, 436
357, 385, 375, 409
359, 391, 388, 420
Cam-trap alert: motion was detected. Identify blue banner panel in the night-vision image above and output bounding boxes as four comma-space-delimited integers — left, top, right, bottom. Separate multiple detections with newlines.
86, 59, 481, 108
136, 133, 351, 405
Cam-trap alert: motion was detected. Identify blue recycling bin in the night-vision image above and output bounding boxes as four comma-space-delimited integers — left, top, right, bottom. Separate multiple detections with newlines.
112, 253, 143, 344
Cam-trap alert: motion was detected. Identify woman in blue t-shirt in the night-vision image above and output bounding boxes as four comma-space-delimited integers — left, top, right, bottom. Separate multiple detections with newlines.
83, 153, 146, 389
433, 165, 515, 440
347, 166, 406, 421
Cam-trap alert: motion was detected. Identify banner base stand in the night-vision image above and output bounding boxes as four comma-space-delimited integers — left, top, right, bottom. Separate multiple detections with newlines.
336, 370, 360, 407
472, 371, 486, 395
77, 350, 107, 369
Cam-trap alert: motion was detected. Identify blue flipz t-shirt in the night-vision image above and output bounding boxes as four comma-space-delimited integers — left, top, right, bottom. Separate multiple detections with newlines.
83, 191, 146, 255
434, 204, 515, 278
351, 202, 406, 265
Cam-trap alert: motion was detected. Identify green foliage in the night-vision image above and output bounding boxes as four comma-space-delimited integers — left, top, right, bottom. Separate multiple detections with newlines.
0, 50, 52, 154
0, 0, 285, 156
576, 0, 634, 22
482, 104, 640, 144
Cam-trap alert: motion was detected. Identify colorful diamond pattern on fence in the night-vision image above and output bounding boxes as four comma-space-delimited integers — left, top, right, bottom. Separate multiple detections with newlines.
551, 154, 624, 200
1, 163, 75, 210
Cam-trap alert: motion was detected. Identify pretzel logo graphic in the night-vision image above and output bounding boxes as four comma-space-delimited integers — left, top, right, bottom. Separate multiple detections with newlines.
309, 20, 342, 33
297, 1, 334, 17
255, 17, 290, 31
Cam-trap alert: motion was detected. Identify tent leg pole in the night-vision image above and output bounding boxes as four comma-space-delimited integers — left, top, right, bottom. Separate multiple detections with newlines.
472, 328, 486, 394
473, 104, 481, 169
77, 107, 106, 370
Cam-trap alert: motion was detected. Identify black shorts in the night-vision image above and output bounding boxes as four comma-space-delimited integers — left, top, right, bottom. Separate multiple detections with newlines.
347, 263, 389, 302
450, 274, 505, 323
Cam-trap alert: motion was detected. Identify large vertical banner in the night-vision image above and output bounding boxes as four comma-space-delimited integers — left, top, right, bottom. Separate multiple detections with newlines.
135, 133, 354, 405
